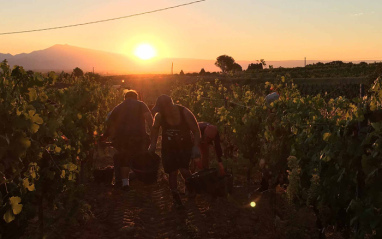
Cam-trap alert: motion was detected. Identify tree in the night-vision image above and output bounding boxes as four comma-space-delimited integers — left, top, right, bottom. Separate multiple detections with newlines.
232, 63, 242, 72
315, 62, 324, 66
72, 67, 84, 77
199, 68, 206, 75
85, 72, 102, 82
259, 59, 266, 66
247, 63, 263, 71
180, 70, 185, 75
11, 65, 26, 79
215, 55, 235, 73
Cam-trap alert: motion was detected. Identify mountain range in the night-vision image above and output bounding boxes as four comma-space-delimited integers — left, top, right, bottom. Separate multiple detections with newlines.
1, 44, 380, 75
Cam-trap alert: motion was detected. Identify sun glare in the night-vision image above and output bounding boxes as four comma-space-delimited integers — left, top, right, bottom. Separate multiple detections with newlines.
134, 44, 156, 60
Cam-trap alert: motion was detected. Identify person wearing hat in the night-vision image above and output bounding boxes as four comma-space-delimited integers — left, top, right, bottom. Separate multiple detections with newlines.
194, 122, 225, 176
265, 92, 280, 107
149, 95, 201, 208
256, 91, 280, 192
101, 90, 153, 191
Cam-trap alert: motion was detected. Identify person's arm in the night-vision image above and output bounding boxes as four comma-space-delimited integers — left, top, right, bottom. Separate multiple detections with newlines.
183, 107, 201, 159
183, 108, 201, 147
213, 132, 223, 162
213, 131, 226, 175
142, 103, 153, 132
148, 113, 161, 153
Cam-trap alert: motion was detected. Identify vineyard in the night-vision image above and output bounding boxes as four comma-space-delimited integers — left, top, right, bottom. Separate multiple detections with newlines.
0, 60, 121, 238
171, 76, 382, 238
1, 59, 382, 238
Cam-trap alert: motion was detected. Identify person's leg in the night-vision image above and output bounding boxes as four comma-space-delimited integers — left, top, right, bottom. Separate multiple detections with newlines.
179, 147, 195, 198
121, 167, 130, 189
169, 170, 178, 191
180, 168, 196, 198
169, 170, 183, 207
179, 168, 192, 180
113, 153, 121, 186
119, 148, 132, 191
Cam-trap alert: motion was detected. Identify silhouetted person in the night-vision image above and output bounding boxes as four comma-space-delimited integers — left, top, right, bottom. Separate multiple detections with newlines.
149, 95, 201, 208
194, 122, 225, 176
257, 92, 280, 192
102, 90, 153, 191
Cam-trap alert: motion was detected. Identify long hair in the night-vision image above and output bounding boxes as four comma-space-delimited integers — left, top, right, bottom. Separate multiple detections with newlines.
152, 95, 173, 116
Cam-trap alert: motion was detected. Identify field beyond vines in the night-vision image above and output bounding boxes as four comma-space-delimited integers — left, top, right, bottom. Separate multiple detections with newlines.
1, 60, 382, 238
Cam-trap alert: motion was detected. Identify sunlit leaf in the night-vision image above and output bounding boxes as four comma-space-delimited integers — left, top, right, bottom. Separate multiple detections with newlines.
60, 170, 65, 179
68, 163, 77, 171
9, 196, 23, 215
39, 92, 48, 102
3, 209, 15, 223
30, 123, 39, 133
28, 110, 36, 118
323, 132, 331, 142
28, 88, 37, 101
54, 146, 62, 153
20, 137, 31, 149
68, 172, 76, 181
30, 113, 43, 125
23, 178, 35, 192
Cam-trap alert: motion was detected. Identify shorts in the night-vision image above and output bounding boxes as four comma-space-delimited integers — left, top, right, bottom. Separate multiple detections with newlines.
113, 135, 150, 167
162, 149, 192, 174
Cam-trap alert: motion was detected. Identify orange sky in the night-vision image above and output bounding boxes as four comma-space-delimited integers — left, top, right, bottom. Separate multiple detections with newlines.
1, 0, 382, 62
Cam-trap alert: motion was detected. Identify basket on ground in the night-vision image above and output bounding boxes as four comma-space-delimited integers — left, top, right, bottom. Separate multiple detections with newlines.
186, 168, 233, 197
130, 152, 161, 184
93, 166, 114, 184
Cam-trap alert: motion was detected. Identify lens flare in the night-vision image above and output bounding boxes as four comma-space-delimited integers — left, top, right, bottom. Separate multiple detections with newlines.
250, 201, 256, 208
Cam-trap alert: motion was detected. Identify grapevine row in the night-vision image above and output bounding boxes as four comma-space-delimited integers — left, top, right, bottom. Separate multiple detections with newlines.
171, 76, 382, 238
0, 60, 121, 237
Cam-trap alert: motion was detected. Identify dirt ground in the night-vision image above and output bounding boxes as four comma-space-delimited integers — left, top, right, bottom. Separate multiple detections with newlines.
25, 146, 344, 239
47, 167, 333, 239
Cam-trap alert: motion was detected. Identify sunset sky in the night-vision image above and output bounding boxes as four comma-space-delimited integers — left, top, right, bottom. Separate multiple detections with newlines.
1, 0, 382, 61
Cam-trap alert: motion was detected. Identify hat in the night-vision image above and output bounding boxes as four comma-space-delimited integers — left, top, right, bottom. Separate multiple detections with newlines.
265, 92, 279, 106
151, 95, 173, 115
204, 124, 218, 140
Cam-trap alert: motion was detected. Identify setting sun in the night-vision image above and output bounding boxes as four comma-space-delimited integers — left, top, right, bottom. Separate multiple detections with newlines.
134, 44, 156, 60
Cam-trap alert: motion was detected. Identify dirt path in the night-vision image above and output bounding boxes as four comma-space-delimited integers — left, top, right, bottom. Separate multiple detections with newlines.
66, 176, 283, 239
55, 147, 334, 239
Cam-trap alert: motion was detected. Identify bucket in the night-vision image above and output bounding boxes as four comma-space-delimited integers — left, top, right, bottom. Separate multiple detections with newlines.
186, 168, 233, 196
130, 152, 161, 184
93, 166, 114, 184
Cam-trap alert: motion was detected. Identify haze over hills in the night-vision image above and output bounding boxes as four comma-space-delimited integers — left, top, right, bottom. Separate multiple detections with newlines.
0, 44, 380, 75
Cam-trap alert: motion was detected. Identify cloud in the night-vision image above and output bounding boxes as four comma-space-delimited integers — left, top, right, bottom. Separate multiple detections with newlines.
353, 12, 364, 17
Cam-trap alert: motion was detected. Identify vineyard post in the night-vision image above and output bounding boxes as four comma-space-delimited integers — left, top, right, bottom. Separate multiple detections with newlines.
304, 57, 307, 80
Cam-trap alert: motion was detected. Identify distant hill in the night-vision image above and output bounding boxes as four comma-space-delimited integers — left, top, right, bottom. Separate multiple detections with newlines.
0, 44, 132, 74
0, 44, 381, 74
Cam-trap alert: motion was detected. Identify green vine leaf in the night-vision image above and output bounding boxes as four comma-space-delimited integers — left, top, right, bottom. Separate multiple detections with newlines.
3, 209, 15, 223
9, 196, 23, 215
